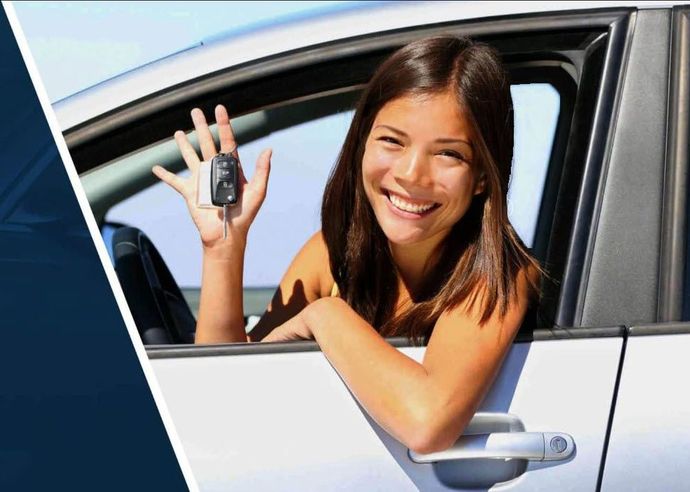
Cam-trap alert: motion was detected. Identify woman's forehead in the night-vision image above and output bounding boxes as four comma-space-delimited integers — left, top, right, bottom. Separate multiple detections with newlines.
372, 91, 474, 144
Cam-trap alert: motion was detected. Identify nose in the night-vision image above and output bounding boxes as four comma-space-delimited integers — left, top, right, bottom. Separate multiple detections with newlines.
392, 148, 432, 187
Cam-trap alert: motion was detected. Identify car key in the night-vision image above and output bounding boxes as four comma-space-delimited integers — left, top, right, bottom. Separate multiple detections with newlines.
210, 152, 239, 239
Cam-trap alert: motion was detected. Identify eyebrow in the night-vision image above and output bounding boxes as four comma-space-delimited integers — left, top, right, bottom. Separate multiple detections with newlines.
373, 124, 474, 149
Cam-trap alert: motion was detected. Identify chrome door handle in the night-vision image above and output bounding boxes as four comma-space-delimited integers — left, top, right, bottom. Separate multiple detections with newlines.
408, 432, 575, 464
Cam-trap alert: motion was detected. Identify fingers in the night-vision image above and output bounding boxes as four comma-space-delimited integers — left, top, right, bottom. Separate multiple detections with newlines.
191, 108, 217, 161
247, 148, 272, 200
174, 130, 201, 172
215, 105, 238, 157
152, 165, 185, 195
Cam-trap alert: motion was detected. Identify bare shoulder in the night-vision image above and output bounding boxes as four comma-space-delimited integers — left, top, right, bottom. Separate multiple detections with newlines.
296, 230, 335, 298
268, 229, 334, 304
247, 230, 333, 341
425, 265, 536, 362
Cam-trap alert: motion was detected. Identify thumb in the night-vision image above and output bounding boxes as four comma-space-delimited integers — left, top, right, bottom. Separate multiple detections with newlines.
152, 165, 185, 195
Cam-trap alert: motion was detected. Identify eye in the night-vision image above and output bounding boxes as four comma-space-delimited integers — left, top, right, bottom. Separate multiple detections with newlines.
377, 136, 403, 146
438, 149, 468, 162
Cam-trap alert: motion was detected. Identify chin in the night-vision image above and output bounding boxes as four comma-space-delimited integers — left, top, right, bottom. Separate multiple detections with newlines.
379, 223, 429, 246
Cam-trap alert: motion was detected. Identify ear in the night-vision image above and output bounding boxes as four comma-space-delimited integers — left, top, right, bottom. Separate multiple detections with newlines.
473, 173, 487, 196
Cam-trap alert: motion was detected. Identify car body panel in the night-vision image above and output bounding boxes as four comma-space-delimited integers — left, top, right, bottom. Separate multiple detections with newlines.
601, 330, 690, 491
151, 337, 622, 490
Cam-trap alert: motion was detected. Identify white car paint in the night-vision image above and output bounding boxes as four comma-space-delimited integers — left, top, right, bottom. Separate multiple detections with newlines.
151, 338, 621, 491
601, 333, 690, 491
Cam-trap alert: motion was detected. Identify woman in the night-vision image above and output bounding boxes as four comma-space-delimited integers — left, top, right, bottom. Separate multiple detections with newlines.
152, 36, 540, 454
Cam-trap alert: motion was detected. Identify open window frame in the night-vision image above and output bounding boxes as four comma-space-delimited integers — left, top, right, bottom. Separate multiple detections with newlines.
63, 8, 634, 354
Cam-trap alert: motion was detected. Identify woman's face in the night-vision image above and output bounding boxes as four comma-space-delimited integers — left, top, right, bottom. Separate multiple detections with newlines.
362, 90, 485, 248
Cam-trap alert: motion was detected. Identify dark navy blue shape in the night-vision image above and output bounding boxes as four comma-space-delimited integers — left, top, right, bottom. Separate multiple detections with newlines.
0, 11, 188, 491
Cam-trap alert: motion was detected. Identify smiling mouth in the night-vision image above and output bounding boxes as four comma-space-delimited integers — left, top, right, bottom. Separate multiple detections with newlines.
384, 189, 440, 215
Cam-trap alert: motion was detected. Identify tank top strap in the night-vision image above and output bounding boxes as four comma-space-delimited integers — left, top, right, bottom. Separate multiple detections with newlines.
330, 282, 340, 297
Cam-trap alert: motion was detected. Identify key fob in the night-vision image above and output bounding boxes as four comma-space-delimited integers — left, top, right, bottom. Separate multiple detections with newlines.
210, 153, 239, 206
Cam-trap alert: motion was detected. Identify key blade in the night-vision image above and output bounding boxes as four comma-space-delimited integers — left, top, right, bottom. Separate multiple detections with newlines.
223, 205, 228, 240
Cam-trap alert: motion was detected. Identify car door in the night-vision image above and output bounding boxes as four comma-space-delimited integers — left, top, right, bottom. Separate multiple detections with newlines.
60, 6, 649, 491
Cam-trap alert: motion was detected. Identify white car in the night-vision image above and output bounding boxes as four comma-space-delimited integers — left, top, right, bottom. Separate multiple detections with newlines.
55, 2, 690, 490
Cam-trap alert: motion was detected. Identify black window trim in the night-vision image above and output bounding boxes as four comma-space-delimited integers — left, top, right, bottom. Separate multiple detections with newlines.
147, 326, 627, 360
662, 6, 690, 322
555, 9, 633, 328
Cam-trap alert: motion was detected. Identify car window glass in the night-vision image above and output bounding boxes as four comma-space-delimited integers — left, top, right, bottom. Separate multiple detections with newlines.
105, 83, 560, 289
509, 84, 560, 243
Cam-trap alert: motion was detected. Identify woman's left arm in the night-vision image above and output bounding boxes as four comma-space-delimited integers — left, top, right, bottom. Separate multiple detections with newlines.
264, 273, 531, 455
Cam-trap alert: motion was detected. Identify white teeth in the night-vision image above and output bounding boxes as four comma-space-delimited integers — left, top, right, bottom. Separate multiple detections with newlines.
388, 193, 436, 214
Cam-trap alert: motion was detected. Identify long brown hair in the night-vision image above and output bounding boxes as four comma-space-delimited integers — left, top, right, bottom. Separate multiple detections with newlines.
321, 36, 540, 343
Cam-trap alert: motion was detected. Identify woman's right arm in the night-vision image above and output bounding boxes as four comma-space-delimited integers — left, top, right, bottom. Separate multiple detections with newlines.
152, 105, 272, 344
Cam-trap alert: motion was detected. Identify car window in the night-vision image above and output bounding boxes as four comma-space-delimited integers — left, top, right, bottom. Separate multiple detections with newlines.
105, 83, 560, 291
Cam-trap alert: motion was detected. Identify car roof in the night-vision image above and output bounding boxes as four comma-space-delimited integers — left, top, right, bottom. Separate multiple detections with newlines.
54, 0, 685, 131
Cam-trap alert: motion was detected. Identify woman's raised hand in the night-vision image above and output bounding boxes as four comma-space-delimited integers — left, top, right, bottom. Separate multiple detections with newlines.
152, 105, 271, 252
